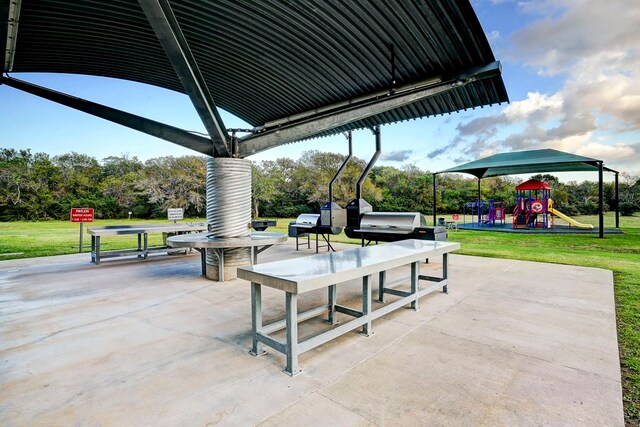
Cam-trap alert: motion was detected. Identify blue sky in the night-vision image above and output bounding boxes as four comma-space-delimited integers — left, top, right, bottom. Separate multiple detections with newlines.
1, 0, 638, 182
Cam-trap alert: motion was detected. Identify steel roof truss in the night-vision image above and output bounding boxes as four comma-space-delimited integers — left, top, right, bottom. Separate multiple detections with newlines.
239, 61, 502, 157
2, 0, 22, 73
138, 0, 229, 157
0, 76, 214, 155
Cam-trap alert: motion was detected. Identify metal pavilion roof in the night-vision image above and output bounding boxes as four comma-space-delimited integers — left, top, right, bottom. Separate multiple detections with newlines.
1, 0, 509, 157
437, 149, 617, 179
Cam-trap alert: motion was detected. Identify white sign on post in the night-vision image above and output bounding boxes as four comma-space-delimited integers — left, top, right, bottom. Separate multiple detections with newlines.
167, 208, 184, 221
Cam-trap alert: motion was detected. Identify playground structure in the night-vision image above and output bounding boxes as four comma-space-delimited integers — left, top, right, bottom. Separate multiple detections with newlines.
512, 179, 593, 230
463, 199, 506, 227
459, 179, 594, 231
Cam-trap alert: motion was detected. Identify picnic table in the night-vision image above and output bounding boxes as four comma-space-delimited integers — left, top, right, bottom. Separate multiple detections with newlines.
237, 239, 460, 375
87, 223, 207, 264
166, 231, 287, 281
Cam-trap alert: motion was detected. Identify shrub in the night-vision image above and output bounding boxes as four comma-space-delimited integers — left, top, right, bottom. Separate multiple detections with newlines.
620, 202, 637, 216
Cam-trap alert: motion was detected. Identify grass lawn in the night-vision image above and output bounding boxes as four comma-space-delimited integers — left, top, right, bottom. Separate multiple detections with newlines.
1, 214, 639, 423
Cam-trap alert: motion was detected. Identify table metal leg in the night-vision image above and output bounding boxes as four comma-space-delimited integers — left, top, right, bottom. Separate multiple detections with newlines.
362, 275, 372, 336
91, 235, 96, 263
328, 285, 337, 324
250, 283, 265, 356
252, 246, 258, 265
378, 270, 386, 302
143, 233, 149, 259
199, 249, 206, 276
410, 261, 419, 310
443, 253, 449, 294
285, 292, 299, 376
95, 236, 101, 265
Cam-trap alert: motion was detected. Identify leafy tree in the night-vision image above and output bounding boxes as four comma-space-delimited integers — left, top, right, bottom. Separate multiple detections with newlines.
137, 156, 206, 218
100, 155, 145, 218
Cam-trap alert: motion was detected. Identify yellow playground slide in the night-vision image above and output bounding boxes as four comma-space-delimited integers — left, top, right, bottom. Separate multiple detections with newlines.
548, 200, 594, 229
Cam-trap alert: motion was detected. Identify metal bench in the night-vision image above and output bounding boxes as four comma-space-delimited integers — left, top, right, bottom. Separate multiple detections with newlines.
237, 239, 460, 375
87, 223, 207, 264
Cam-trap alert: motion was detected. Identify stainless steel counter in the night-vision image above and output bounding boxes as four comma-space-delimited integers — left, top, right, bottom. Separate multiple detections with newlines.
87, 223, 207, 264
166, 231, 287, 280
237, 239, 460, 375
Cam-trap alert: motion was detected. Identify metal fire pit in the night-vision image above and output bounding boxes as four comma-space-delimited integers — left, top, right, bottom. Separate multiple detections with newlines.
288, 214, 342, 252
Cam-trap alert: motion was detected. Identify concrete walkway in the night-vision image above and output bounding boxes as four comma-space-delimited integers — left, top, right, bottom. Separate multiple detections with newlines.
0, 240, 623, 425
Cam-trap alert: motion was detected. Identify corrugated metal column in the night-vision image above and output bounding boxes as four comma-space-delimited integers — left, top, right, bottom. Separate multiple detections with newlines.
205, 158, 252, 280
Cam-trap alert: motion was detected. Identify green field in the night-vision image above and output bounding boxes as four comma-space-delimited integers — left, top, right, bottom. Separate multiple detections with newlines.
1, 214, 639, 423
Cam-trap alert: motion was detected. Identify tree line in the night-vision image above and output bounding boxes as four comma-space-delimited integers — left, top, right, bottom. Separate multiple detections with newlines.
1, 148, 638, 221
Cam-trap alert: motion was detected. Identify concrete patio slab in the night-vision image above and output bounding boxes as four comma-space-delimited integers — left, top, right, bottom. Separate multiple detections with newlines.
0, 240, 623, 426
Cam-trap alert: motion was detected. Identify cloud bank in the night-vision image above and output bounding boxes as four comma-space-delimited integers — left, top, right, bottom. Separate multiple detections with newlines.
431, 0, 640, 173
381, 150, 413, 162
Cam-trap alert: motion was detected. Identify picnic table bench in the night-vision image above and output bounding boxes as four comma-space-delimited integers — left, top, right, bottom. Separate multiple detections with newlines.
87, 223, 207, 264
237, 239, 460, 375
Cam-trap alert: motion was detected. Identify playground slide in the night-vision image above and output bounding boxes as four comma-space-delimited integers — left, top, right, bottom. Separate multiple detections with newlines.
548, 207, 594, 229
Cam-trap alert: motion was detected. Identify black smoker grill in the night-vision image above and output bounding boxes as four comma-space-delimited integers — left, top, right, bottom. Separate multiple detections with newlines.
288, 213, 342, 252
251, 220, 277, 231
349, 211, 447, 246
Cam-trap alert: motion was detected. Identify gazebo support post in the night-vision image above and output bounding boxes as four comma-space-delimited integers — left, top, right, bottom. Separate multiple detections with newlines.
615, 172, 619, 228
598, 161, 604, 238
432, 173, 437, 227
477, 179, 481, 205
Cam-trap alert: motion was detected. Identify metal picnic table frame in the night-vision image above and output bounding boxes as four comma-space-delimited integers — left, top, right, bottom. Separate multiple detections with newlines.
87, 223, 207, 265
166, 231, 288, 281
237, 239, 460, 376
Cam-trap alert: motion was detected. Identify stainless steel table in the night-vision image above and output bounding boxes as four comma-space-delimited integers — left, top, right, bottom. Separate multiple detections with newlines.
87, 223, 207, 264
237, 239, 460, 376
166, 231, 287, 281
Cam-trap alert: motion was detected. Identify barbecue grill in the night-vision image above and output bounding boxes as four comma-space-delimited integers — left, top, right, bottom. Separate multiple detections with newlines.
352, 211, 447, 246
288, 214, 342, 252
251, 220, 277, 231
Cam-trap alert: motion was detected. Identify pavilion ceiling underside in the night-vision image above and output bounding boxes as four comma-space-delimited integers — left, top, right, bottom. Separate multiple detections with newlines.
10, 0, 508, 136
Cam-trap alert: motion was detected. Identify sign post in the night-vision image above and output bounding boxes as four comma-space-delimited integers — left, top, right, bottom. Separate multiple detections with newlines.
167, 208, 184, 224
71, 208, 95, 252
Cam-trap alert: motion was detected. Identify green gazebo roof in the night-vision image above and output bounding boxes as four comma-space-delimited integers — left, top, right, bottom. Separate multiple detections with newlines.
437, 149, 616, 179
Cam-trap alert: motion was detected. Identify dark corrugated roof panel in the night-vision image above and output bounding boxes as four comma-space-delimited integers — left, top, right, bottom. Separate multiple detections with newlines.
10, 0, 508, 136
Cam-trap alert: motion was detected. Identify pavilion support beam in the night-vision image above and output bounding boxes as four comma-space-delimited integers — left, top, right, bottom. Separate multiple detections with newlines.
239, 61, 503, 157
0, 76, 214, 155
2, 0, 21, 73
599, 161, 604, 238
139, 0, 230, 157
615, 172, 619, 228
432, 173, 437, 227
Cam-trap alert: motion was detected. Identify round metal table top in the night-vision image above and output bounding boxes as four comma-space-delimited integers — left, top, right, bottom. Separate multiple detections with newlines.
166, 231, 287, 248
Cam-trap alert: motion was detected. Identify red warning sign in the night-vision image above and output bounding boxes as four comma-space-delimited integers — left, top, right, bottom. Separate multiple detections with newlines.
70, 208, 95, 223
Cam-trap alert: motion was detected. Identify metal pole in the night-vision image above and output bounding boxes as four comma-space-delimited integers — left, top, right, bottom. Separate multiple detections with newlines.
329, 131, 353, 205
432, 173, 437, 227
477, 179, 481, 224
356, 126, 381, 200
599, 162, 604, 238
615, 172, 619, 228
79, 222, 83, 253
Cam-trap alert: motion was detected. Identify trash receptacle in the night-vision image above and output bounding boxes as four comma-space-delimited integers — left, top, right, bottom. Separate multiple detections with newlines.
437, 217, 445, 226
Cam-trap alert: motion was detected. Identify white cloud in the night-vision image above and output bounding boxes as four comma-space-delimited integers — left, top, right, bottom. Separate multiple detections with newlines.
381, 150, 413, 162
430, 0, 640, 174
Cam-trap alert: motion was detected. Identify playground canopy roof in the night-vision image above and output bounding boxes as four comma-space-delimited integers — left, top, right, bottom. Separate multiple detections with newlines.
1, 0, 508, 158
437, 149, 617, 179
515, 179, 551, 191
